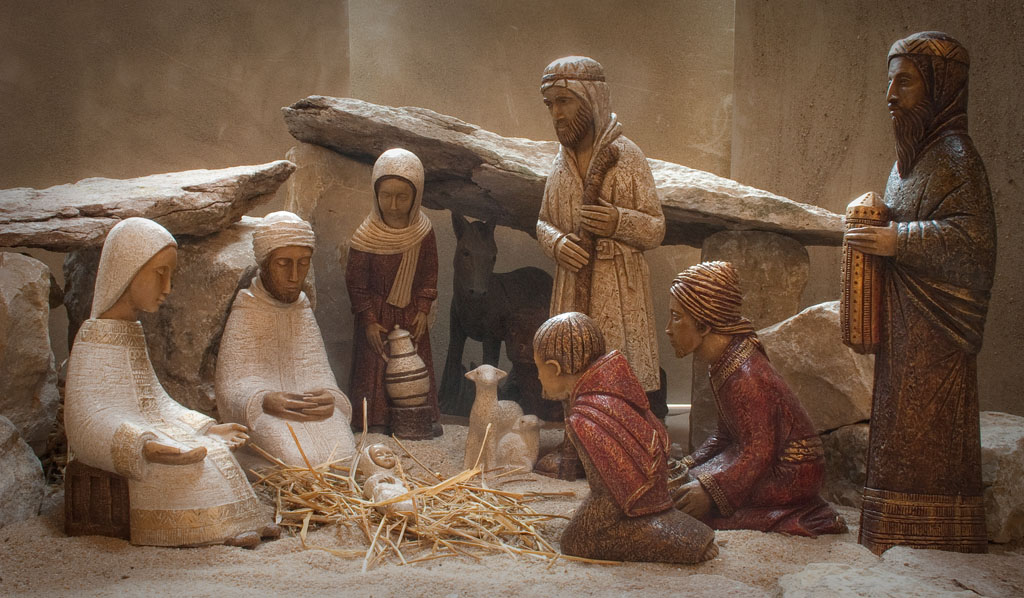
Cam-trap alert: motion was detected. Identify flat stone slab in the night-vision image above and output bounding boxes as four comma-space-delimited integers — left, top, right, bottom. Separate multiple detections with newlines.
282, 96, 842, 247
0, 161, 296, 252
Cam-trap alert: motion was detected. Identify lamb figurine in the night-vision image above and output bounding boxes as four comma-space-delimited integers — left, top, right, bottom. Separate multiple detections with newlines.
464, 365, 539, 472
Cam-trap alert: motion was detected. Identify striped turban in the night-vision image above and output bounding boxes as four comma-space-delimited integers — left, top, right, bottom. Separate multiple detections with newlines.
253, 211, 315, 266
670, 261, 756, 337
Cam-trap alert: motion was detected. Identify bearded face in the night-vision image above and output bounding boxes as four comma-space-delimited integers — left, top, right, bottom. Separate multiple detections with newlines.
542, 86, 594, 150
887, 56, 932, 177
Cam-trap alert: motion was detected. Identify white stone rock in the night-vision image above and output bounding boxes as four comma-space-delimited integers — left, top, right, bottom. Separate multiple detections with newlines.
0, 161, 295, 252
282, 96, 843, 247
0, 253, 59, 454
779, 562, 981, 598
980, 410, 1024, 544
0, 415, 45, 527
760, 301, 874, 433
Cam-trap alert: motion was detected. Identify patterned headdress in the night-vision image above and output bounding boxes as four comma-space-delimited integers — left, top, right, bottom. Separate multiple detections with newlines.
252, 211, 315, 266
670, 261, 756, 337
887, 31, 970, 161
540, 56, 618, 155
533, 311, 606, 375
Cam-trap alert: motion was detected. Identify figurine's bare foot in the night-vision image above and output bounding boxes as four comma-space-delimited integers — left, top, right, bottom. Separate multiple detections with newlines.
225, 531, 260, 549
700, 541, 719, 561
259, 524, 282, 540
533, 434, 584, 480
431, 422, 444, 438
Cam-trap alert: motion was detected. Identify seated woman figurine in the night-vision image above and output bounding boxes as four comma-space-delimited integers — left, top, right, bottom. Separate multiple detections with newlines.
533, 312, 717, 563
666, 261, 846, 537
64, 217, 276, 548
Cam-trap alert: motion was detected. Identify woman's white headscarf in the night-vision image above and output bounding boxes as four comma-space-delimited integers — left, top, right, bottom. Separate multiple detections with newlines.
90, 218, 177, 319
349, 148, 432, 308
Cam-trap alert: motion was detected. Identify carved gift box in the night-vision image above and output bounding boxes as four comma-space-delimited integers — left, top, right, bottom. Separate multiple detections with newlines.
841, 192, 890, 354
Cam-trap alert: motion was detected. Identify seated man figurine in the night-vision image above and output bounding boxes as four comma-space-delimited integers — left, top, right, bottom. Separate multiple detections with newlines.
666, 261, 846, 537
65, 217, 276, 548
533, 312, 717, 563
216, 211, 355, 471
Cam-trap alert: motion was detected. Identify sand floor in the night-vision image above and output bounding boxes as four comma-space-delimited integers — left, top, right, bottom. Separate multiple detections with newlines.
2, 425, 1022, 598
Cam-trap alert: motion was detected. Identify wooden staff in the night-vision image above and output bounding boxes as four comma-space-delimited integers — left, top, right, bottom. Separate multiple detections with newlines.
573, 143, 620, 313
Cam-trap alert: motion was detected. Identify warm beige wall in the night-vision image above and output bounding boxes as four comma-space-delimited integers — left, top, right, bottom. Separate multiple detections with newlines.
1, 0, 351, 363
731, 1, 1024, 415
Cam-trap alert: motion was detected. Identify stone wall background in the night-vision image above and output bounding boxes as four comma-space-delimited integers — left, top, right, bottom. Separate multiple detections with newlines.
2, 0, 1020, 415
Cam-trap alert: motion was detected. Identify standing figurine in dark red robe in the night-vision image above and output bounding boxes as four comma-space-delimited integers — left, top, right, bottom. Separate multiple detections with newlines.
667, 262, 846, 537
346, 148, 440, 434
533, 311, 717, 563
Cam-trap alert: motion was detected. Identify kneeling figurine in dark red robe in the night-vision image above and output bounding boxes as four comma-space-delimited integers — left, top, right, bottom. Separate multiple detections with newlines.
666, 262, 846, 537
533, 312, 717, 563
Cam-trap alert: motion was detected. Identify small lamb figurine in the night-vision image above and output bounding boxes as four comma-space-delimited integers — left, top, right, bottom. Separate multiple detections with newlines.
464, 365, 539, 472
358, 443, 415, 519
497, 415, 541, 471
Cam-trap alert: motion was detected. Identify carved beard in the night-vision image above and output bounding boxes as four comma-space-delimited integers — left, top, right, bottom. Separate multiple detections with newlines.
556, 104, 594, 149
892, 97, 933, 177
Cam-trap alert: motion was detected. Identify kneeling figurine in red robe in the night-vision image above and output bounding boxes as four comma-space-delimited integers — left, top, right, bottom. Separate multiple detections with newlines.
667, 261, 846, 537
533, 312, 717, 563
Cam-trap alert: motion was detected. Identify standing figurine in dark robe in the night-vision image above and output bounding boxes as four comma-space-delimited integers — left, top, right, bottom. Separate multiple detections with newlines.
533, 311, 717, 563
845, 31, 996, 555
346, 148, 440, 434
667, 262, 846, 537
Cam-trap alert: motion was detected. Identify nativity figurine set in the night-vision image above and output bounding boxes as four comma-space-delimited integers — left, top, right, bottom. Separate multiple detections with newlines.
61, 32, 996, 563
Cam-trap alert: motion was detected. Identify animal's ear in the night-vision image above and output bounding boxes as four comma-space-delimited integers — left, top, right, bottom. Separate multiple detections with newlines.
452, 211, 468, 239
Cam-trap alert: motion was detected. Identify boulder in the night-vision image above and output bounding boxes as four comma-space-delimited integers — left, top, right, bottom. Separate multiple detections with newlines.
779, 561, 985, 598
760, 302, 873, 433
688, 231, 811, 450
0, 253, 59, 454
283, 143, 370, 385
65, 218, 263, 414
980, 411, 1024, 544
281, 96, 843, 247
0, 415, 45, 527
822, 423, 869, 508
0, 161, 295, 252
821, 412, 1024, 545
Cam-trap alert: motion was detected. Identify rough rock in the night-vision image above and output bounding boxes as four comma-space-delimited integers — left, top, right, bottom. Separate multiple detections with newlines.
980, 411, 1024, 544
0, 415, 45, 527
283, 143, 369, 384
0, 161, 295, 252
688, 231, 811, 450
0, 253, 59, 454
822, 423, 869, 508
760, 302, 874, 433
779, 562, 984, 598
65, 218, 264, 414
822, 413, 1024, 545
282, 96, 843, 247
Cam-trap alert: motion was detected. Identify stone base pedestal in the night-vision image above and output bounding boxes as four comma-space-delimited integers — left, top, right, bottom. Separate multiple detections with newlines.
64, 460, 130, 540
390, 404, 434, 440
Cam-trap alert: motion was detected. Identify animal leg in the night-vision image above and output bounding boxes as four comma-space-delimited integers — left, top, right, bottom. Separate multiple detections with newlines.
482, 338, 502, 367
439, 305, 470, 416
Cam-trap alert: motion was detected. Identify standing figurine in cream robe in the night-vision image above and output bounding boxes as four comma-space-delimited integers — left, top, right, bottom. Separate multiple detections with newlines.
535, 56, 666, 476
346, 148, 440, 434
64, 217, 275, 548
216, 211, 355, 472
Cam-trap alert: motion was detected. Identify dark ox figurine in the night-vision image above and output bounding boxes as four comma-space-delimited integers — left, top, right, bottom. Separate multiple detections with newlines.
438, 213, 558, 420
